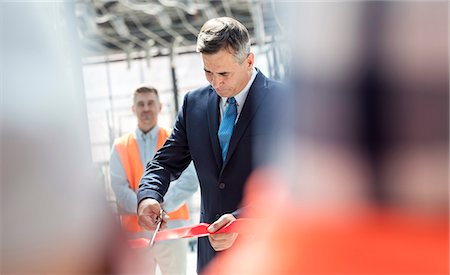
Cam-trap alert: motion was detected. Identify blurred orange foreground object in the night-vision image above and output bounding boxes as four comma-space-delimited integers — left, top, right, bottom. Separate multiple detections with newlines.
128, 238, 150, 249
204, 170, 449, 275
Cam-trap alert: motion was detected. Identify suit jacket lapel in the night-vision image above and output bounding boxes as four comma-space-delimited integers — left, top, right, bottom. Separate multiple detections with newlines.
207, 87, 222, 169
221, 71, 269, 170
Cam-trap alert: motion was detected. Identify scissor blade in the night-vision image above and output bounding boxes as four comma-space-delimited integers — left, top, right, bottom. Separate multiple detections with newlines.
149, 209, 163, 247
149, 221, 161, 247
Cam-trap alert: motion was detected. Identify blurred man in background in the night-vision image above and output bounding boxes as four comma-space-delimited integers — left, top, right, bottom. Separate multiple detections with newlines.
110, 86, 198, 275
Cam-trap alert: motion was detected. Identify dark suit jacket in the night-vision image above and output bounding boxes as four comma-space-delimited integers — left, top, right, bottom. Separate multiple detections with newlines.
137, 70, 284, 273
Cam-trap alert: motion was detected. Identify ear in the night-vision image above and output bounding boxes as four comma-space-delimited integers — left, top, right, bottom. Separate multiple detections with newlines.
246, 52, 255, 69
131, 104, 136, 114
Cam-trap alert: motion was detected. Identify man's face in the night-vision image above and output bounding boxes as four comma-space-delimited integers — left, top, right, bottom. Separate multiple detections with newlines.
202, 49, 254, 98
132, 92, 161, 132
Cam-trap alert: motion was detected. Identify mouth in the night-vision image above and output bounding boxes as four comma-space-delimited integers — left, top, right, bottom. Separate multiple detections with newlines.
215, 88, 227, 94
141, 113, 152, 120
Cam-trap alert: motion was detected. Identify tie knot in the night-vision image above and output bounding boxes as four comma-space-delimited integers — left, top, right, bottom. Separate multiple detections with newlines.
227, 97, 236, 105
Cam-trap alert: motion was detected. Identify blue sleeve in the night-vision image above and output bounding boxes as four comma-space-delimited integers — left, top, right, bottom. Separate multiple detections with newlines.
110, 146, 138, 214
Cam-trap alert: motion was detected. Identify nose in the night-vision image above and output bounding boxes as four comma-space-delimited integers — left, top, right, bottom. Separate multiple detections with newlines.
212, 75, 224, 89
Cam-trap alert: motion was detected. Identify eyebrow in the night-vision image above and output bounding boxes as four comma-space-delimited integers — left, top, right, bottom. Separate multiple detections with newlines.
203, 68, 229, 75
137, 99, 155, 104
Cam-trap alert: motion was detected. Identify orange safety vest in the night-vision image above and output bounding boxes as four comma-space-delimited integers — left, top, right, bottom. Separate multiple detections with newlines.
114, 127, 190, 233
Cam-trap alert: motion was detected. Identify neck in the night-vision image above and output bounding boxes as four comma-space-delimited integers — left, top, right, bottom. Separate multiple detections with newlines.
232, 69, 254, 97
139, 124, 155, 134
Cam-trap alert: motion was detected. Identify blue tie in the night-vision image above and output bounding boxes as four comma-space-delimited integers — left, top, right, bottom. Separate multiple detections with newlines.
218, 97, 237, 161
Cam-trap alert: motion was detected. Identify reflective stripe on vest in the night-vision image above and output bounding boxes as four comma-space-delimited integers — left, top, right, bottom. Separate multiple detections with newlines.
115, 128, 190, 233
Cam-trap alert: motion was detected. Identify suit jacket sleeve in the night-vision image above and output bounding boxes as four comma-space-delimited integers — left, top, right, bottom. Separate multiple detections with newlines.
137, 93, 193, 204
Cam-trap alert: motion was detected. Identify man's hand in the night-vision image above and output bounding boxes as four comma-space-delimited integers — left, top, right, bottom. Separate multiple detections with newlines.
207, 213, 238, 251
137, 198, 169, 231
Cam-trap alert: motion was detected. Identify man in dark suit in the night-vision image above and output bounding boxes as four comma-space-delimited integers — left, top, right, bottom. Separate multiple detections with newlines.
137, 17, 283, 273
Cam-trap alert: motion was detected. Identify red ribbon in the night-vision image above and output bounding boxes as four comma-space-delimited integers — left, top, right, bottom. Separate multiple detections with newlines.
128, 219, 257, 248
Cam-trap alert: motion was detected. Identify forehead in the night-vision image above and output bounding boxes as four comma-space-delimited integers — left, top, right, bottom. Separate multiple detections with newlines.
134, 92, 158, 103
202, 49, 239, 72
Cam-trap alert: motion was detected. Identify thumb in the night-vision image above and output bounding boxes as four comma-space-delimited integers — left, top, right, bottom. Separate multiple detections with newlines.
207, 214, 235, 233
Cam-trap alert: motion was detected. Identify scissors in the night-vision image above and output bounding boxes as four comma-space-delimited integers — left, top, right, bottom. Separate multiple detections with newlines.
149, 208, 163, 247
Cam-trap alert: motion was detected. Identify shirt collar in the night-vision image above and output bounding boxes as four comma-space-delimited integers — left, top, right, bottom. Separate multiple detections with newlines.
135, 125, 159, 140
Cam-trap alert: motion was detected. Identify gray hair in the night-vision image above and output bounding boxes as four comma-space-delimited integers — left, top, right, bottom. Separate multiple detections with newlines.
196, 17, 251, 63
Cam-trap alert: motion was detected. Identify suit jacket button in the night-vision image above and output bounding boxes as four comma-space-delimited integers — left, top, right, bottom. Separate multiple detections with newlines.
215, 214, 220, 219
219, 182, 226, 189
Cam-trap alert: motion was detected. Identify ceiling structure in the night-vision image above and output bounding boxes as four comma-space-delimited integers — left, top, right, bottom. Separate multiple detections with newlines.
75, 0, 285, 62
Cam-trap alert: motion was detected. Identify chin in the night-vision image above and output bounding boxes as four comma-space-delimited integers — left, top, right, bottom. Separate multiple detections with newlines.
215, 90, 232, 98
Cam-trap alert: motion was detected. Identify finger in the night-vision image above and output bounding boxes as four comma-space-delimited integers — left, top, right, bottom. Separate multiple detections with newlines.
209, 232, 229, 241
208, 235, 226, 246
207, 214, 235, 233
138, 214, 155, 231
209, 233, 238, 251
210, 232, 238, 242
163, 212, 171, 221
152, 209, 168, 229
208, 236, 229, 251
160, 218, 169, 230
